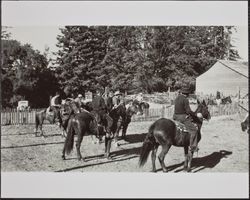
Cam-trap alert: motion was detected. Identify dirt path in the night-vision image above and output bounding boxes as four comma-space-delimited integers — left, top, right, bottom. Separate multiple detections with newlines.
1, 114, 248, 172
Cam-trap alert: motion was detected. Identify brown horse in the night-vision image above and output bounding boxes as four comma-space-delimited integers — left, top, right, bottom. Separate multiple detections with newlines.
61, 101, 110, 160
34, 106, 62, 137
139, 100, 211, 172
110, 99, 142, 146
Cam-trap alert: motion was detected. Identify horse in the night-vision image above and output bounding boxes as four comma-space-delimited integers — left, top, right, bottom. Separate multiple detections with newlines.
139, 100, 211, 173
139, 101, 150, 116
221, 96, 232, 104
110, 99, 142, 146
61, 102, 111, 160
34, 106, 62, 137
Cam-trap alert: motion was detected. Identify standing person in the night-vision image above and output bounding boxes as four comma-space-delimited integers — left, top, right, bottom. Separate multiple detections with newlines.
173, 84, 200, 152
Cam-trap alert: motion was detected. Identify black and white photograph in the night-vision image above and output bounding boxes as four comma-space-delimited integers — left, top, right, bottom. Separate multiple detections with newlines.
1, 1, 249, 198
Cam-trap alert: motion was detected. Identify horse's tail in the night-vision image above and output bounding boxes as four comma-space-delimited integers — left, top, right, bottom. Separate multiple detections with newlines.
139, 123, 156, 167
64, 119, 75, 155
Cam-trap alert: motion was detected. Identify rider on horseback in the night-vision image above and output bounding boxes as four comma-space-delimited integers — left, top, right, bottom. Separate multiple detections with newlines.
112, 91, 124, 110
106, 89, 114, 114
92, 89, 113, 136
173, 84, 201, 153
74, 94, 87, 111
47, 91, 62, 123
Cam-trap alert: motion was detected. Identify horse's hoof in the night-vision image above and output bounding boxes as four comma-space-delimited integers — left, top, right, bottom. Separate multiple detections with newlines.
162, 169, 168, 173
187, 169, 192, 173
62, 155, 66, 160
150, 170, 157, 173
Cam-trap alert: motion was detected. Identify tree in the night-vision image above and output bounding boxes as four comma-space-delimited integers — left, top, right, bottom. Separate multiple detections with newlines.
1, 38, 57, 108
54, 26, 240, 94
54, 26, 109, 94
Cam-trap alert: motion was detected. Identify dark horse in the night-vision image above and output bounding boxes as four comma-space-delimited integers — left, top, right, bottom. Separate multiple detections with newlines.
139, 100, 211, 172
221, 96, 232, 104
34, 106, 62, 137
110, 100, 141, 146
139, 101, 150, 116
61, 102, 109, 160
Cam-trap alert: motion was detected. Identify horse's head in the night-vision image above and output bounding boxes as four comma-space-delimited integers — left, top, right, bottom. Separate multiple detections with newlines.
131, 100, 143, 115
60, 103, 72, 121
196, 99, 211, 121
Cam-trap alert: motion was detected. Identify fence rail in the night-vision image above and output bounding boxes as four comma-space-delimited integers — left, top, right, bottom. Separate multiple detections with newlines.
0, 103, 246, 126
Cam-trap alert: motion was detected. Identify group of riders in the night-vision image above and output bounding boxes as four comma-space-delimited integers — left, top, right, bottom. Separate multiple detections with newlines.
47, 84, 204, 153
46, 88, 144, 139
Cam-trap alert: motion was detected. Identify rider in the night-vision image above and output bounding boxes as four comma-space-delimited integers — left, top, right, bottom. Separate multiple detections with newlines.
92, 89, 113, 134
47, 91, 62, 123
112, 90, 124, 110
47, 91, 62, 112
136, 92, 144, 103
173, 84, 200, 152
74, 94, 85, 109
61, 86, 74, 104
106, 89, 114, 114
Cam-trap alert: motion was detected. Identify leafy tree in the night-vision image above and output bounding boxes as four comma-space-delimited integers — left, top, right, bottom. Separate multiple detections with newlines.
1, 37, 57, 108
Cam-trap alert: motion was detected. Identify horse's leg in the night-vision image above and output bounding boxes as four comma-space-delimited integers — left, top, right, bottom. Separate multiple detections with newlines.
187, 151, 194, 172
114, 118, 122, 147
104, 136, 112, 159
62, 145, 66, 160
158, 144, 171, 173
122, 117, 131, 139
151, 145, 159, 172
75, 128, 84, 161
183, 146, 189, 171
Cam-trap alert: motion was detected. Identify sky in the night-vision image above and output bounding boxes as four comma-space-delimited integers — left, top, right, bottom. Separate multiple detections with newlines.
7, 26, 249, 62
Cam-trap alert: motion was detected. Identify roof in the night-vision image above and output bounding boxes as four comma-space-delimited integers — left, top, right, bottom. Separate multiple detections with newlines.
218, 60, 248, 78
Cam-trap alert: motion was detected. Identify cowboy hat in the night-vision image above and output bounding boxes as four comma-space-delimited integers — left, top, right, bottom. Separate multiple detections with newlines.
180, 85, 190, 94
78, 94, 83, 98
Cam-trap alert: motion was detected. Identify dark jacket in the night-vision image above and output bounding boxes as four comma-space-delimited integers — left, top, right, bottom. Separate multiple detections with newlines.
92, 95, 107, 112
106, 96, 114, 112
174, 94, 195, 118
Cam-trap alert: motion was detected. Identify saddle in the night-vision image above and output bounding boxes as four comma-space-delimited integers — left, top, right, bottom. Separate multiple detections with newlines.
173, 120, 198, 134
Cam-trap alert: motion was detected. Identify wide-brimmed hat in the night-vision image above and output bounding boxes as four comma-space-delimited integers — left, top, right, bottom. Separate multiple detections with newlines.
180, 85, 190, 94
78, 94, 83, 98
114, 91, 122, 96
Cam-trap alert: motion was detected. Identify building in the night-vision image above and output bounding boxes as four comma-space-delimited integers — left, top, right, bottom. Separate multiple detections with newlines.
196, 60, 248, 97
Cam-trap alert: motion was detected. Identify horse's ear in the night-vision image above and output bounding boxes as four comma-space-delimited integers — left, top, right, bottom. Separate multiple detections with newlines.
202, 99, 207, 106
197, 99, 200, 104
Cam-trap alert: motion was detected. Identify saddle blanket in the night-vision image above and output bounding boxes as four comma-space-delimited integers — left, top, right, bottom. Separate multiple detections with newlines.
173, 120, 198, 134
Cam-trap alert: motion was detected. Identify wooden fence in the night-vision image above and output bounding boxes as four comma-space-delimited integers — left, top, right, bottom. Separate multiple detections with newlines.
0, 102, 246, 126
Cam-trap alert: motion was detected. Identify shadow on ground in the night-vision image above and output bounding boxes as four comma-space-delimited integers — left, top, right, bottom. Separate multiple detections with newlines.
154, 150, 233, 173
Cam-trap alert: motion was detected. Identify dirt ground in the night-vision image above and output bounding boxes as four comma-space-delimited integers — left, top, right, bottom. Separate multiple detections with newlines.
1, 114, 249, 173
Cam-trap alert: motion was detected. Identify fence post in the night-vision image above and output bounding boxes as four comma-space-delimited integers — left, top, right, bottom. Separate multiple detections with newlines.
161, 106, 165, 118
